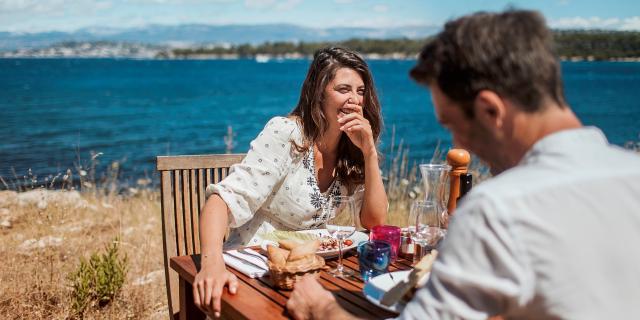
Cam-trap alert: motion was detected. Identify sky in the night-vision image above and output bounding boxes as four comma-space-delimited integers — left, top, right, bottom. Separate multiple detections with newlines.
0, 0, 639, 33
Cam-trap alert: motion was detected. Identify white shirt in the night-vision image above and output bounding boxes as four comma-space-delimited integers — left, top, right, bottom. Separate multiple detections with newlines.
205, 116, 364, 249
400, 127, 640, 319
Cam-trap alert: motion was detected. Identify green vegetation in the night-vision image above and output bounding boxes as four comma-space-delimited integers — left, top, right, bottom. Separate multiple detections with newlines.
168, 30, 640, 60
69, 237, 128, 318
555, 30, 640, 60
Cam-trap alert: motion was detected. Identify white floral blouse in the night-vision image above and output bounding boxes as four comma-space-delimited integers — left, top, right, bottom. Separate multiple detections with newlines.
206, 116, 364, 249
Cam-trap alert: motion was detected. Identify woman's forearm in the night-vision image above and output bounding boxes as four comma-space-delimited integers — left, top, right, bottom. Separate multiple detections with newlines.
360, 151, 388, 229
199, 194, 230, 266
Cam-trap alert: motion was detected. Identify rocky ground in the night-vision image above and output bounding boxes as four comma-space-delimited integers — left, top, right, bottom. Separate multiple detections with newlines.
0, 189, 168, 319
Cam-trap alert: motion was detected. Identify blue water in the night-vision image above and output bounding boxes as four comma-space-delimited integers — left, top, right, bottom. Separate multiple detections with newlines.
1, 59, 639, 186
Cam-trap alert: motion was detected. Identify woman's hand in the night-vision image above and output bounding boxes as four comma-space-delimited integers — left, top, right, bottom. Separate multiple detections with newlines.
193, 255, 239, 318
337, 103, 376, 158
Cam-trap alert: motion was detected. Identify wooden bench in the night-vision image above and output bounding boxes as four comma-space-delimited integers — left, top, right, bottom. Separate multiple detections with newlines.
157, 154, 245, 319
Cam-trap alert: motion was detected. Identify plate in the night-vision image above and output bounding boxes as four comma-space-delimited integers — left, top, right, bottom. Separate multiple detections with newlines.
260, 229, 368, 258
363, 270, 416, 313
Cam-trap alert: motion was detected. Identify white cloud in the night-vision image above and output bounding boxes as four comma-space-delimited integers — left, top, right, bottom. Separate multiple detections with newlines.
244, 0, 300, 11
130, 0, 234, 3
550, 17, 620, 29
333, 0, 353, 3
372, 4, 388, 13
244, 0, 275, 9
0, 0, 65, 13
275, 0, 301, 11
620, 17, 640, 30
94, 1, 114, 10
549, 16, 640, 30
0, 0, 113, 15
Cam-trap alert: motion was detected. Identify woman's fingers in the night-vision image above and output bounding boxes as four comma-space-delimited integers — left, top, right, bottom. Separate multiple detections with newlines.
340, 117, 370, 132
200, 280, 208, 309
343, 103, 363, 115
345, 124, 365, 132
204, 278, 214, 314
337, 112, 367, 125
227, 273, 239, 294
193, 281, 202, 309
212, 279, 224, 317
191, 271, 238, 317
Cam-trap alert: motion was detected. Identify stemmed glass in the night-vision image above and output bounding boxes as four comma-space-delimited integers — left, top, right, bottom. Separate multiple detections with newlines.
410, 200, 443, 261
325, 195, 357, 278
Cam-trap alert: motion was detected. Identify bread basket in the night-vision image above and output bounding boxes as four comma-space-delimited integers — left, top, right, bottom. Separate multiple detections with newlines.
268, 254, 326, 290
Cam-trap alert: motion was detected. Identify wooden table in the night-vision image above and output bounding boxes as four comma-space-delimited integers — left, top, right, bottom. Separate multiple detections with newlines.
170, 251, 415, 320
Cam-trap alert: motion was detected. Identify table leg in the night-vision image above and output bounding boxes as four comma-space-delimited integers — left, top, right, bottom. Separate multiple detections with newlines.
179, 278, 207, 320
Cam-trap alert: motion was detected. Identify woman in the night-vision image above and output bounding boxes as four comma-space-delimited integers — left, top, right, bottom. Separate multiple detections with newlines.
193, 47, 388, 317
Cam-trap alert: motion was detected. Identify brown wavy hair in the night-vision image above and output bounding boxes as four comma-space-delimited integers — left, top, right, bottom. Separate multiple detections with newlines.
289, 47, 383, 192
410, 10, 566, 117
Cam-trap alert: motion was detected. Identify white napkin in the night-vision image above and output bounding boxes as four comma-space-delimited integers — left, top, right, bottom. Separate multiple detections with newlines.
222, 248, 269, 278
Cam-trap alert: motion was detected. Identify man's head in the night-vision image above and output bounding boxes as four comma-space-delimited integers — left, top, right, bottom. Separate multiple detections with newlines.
411, 10, 576, 173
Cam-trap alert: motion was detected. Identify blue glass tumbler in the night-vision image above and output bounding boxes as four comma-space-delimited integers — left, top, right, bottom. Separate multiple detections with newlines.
357, 240, 392, 283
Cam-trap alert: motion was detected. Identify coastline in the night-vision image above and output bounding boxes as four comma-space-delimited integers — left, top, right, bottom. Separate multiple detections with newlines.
1, 54, 640, 62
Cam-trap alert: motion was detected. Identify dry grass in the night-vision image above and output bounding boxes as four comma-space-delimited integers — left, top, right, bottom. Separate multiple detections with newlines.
0, 189, 166, 319
383, 126, 491, 227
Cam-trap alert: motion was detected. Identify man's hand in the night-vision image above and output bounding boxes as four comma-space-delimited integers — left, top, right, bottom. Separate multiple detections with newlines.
286, 275, 359, 320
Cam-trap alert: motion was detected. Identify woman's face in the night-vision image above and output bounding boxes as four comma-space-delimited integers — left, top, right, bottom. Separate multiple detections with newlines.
322, 67, 365, 127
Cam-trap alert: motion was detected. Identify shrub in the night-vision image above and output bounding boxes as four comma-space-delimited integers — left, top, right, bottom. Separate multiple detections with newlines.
69, 237, 128, 317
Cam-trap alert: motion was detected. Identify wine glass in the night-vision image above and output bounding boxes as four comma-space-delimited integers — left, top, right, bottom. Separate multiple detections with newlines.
325, 195, 357, 278
410, 200, 443, 261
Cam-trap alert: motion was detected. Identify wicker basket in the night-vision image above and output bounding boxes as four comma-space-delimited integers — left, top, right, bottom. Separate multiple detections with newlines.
268, 254, 326, 290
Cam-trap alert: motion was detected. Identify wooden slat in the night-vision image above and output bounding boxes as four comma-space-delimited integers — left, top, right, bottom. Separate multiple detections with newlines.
173, 171, 186, 257
205, 168, 213, 187
157, 154, 245, 171
213, 167, 220, 184
161, 171, 180, 317
189, 169, 199, 254
194, 169, 204, 254
182, 170, 194, 255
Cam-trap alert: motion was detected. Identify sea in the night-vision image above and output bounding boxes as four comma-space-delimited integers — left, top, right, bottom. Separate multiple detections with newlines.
1, 58, 639, 187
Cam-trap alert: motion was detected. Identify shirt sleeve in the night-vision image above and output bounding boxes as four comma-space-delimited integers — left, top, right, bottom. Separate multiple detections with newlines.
205, 117, 298, 228
397, 193, 535, 320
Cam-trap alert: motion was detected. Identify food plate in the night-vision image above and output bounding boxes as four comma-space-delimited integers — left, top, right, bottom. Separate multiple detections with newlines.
260, 229, 368, 258
363, 270, 416, 313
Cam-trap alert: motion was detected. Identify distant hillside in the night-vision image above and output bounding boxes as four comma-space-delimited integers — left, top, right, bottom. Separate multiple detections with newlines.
0, 24, 439, 51
2, 29, 639, 61
555, 30, 640, 60
167, 30, 640, 61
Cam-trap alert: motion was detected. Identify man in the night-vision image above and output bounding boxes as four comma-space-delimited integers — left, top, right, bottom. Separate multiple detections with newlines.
286, 10, 640, 320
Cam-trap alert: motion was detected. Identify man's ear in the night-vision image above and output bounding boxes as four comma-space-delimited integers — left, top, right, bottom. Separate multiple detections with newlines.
473, 90, 507, 129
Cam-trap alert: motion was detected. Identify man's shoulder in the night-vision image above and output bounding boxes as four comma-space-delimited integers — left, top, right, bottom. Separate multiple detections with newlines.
478, 142, 640, 195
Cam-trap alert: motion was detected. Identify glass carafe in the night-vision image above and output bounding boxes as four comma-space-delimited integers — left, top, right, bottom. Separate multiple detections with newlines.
419, 163, 451, 227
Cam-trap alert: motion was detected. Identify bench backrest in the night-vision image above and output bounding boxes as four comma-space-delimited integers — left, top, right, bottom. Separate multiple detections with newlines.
156, 154, 244, 318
